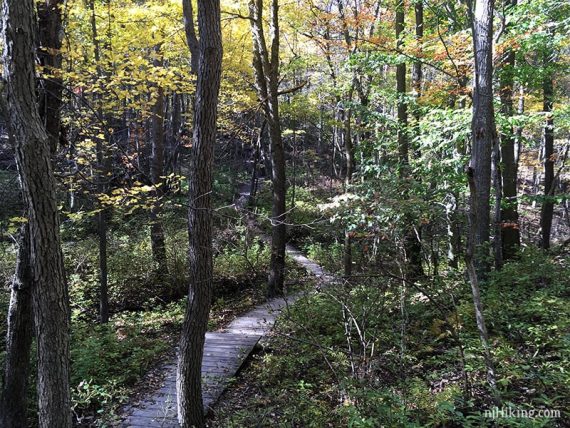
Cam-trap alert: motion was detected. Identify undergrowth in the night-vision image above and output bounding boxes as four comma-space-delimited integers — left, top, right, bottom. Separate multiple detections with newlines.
210, 248, 569, 427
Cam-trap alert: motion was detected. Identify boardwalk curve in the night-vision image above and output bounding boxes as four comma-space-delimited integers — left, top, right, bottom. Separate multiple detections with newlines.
119, 184, 336, 427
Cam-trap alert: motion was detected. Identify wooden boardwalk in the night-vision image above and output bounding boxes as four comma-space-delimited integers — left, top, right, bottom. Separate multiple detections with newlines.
119, 184, 337, 427
119, 332, 262, 427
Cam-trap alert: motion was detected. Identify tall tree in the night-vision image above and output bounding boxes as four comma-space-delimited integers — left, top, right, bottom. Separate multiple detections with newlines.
1, 0, 72, 425
88, 0, 110, 323
1, 0, 65, 423
150, 45, 169, 277
468, 0, 496, 280
540, 35, 555, 250
499, 0, 521, 260
396, 0, 423, 277
249, 0, 287, 296
176, 0, 222, 426
466, 0, 499, 402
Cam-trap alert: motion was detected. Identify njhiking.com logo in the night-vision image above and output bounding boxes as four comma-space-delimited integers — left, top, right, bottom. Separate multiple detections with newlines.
484, 406, 561, 420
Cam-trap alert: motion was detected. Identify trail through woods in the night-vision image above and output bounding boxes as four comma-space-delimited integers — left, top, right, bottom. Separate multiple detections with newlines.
119, 183, 338, 427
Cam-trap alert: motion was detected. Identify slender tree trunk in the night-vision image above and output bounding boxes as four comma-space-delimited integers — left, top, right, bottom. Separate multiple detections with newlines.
1, 0, 72, 425
89, 0, 110, 323
177, 0, 222, 426
343, 92, 354, 278
447, 75, 469, 269
98, 208, 109, 322
540, 43, 555, 249
267, 109, 287, 296
0, 225, 34, 427
249, 0, 287, 296
412, 0, 423, 115
469, 0, 496, 280
467, 0, 500, 403
150, 47, 169, 277
251, 119, 267, 200
499, 0, 520, 260
396, 2, 408, 169
182, 0, 199, 74
492, 136, 503, 269
37, 0, 64, 153
396, 0, 423, 277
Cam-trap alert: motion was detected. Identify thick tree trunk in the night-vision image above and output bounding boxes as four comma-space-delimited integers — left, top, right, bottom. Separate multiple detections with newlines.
540, 46, 555, 249
1, 1, 72, 425
0, 226, 34, 428
176, 0, 222, 426
1, 2, 65, 421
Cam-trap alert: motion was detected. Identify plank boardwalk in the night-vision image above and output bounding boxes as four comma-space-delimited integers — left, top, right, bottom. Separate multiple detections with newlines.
119, 185, 337, 427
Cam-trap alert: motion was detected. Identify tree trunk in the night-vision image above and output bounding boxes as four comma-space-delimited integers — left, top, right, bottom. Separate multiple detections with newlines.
176, 0, 222, 426
98, 208, 109, 323
469, 0, 496, 280
267, 111, 287, 296
1, 0, 72, 425
499, 0, 520, 260
467, 0, 500, 403
540, 43, 555, 250
412, 0, 423, 110
150, 47, 169, 277
37, 0, 64, 153
343, 92, 354, 278
396, 0, 423, 277
492, 136, 503, 269
249, 0, 287, 296
89, 0, 110, 324
1, 1, 65, 421
0, 225, 34, 428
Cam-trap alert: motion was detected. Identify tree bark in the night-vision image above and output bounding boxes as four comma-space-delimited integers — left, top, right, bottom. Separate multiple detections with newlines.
1, 0, 72, 425
176, 0, 222, 426
182, 0, 199, 74
540, 42, 555, 249
396, 0, 423, 277
0, 225, 34, 427
467, 0, 500, 403
412, 0, 423, 107
150, 46, 169, 277
37, 0, 64, 153
469, 0, 496, 280
499, 0, 520, 260
89, 0, 110, 324
249, 0, 287, 296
